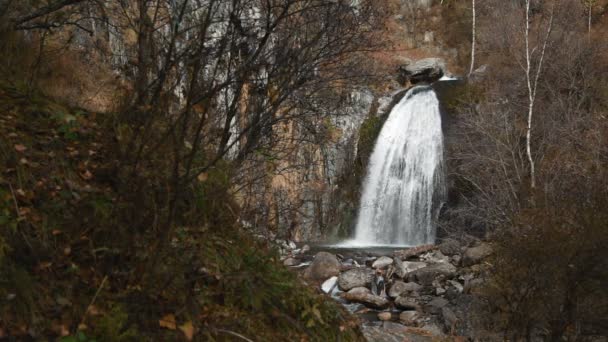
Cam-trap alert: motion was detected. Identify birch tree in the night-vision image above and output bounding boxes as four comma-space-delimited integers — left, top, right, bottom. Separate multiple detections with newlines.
469, 0, 476, 76
524, 0, 557, 189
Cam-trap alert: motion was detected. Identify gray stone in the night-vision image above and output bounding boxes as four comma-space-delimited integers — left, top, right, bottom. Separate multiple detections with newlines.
398, 58, 446, 84
392, 257, 407, 278
408, 263, 457, 285
303, 252, 341, 280
442, 307, 458, 329
283, 257, 299, 266
438, 239, 461, 256
342, 288, 389, 309
462, 243, 493, 267
372, 256, 394, 269
426, 297, 449, 314
388, 281, 422, 298
403, 261, 427, 273
301, 244, 311, 253
395, 296, 420, 310
399, 310, 421, 326
338, 267, 374, 291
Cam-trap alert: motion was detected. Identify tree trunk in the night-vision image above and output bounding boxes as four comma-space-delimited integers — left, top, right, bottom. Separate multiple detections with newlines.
469, 0, 476, 76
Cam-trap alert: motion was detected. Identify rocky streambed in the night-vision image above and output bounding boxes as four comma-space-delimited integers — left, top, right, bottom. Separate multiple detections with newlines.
280, 240, 495, 341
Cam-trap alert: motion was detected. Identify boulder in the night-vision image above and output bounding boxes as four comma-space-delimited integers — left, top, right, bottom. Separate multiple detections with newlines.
399, 311, 420, 326
398, 58, 446, 85
392, 257, 407, 278
338, 267, 374, 291
342, 288, 389, 309
388, 281, 422, 298
462, 243, 493, 267
303, 252, 341, 280
408, 263, 457, 285
395, 296, 420, 310
372, 256, 394, 269
438, 239, 461, 256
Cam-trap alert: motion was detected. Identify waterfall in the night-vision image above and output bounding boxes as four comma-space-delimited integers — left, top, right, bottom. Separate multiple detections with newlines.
350, 85, 445, 246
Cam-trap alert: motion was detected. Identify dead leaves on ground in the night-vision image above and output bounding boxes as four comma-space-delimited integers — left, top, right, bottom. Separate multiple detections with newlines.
159, 314, 194, 341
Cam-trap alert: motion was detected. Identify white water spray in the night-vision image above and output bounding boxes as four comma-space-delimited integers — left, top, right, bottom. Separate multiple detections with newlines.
348, 86, 446, 246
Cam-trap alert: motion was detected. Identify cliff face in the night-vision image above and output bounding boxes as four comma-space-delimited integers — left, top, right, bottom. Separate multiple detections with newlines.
7, 0, 463, 242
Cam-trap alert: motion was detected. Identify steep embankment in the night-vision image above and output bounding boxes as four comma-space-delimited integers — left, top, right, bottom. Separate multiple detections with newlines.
0, 83, 365, 340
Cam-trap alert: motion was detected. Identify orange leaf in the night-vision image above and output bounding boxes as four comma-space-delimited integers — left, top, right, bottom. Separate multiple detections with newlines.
197, 173, 208, 182
14, 144, 27, 152
159, 314, 177, 330
179, 321, 194, 341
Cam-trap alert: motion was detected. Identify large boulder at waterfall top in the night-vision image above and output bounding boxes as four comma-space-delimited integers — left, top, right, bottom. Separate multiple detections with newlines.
398, 58, 446, 84
338, 267, 374, 291
462, 243, 493, 267
342, 288, 390, 309
303, 252, 341, 280
408, 263, 457, 285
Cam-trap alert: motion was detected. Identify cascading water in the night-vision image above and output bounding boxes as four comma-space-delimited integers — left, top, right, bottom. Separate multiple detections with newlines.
348, 85, 446, 246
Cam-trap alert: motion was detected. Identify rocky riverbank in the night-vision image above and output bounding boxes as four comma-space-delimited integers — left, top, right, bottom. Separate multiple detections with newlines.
280, 240, 496, 341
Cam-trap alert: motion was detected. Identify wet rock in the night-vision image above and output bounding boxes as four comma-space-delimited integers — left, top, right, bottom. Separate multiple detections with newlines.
372, 256, 394, 269
378, 312, 392, 321
451, 254, 462, 265
321, 276, 338, 294
408, 263, 457, 285
392, 257, 407, 278
303, 252, 341, 280
462, 243, 493, 267
342, 288, 389, 309
388, 281, 422, 298
283, 257, 299, 266
338, 267, 374, 291
395, 296, 420, 310
438, 238, 461, 256
399, 311, 421, 326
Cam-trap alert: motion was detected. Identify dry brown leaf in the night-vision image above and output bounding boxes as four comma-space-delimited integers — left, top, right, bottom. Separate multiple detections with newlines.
197, 173, 208, 182
60, 324, 70, 336
14, 144, 27, 152
179, 321, 194, 341
52, 229, 62, 235
159, 314, 177, 330
80, 170, 93, 180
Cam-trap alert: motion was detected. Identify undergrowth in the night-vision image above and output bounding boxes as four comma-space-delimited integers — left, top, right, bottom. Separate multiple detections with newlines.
0, 82, 364, 341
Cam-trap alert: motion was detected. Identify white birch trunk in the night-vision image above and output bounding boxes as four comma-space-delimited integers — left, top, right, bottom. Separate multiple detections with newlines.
469, 0, 476, 76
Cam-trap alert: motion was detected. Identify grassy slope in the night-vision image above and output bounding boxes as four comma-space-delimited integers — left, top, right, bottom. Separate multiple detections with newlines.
0, 83, 364, 341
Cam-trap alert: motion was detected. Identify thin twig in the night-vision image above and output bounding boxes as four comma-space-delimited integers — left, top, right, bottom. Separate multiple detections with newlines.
7, 182, 20, 218
79, 275, 108, 328
215, 329, 254, 342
